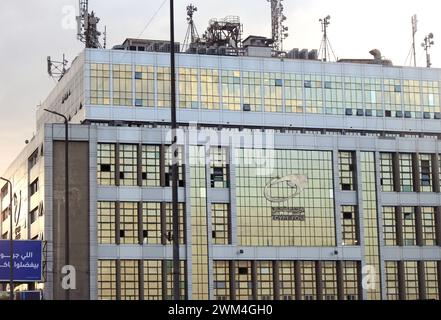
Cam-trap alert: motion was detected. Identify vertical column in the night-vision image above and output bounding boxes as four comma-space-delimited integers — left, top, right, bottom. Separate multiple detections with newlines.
160, 144, 166, 187
205, 144, 214, 301
115, 143, 121, 186
229, 261, 236, 300
161, 260, 168, 300
251, 261, 258, 300
294, 261, 302, 300
415, 206, 423, 247
435, 207, 441, 246
273, 261, 280, 301
160, 203, 167, 245
137, 143, 143, 187
437, 261, 441, 299
116, 202, 121, 245
336, 261, 344, 300
139, 260, 145, 300
431, 154, 440, 193
315, 261, 323, 301
116, 259, 121, 301
397, 261, 406, 301
417, 261, 427, 300
357, 262, 363, 300
395, 207, 404, 246
333, 150, 343, 246
184, 142, 193, 299
138, 201, 143, 245
412, 153, 421, 192
393, 153, 401, 192
229, 147, 238, 246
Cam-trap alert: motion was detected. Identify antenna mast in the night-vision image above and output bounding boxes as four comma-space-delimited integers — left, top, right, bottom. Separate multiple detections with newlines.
183, 4, 200, 52
268, 0, 289, 55
422, 33, 435, 68
47, 55, 68, 81
411, 15, 418, 67
76, 0, 103, 48
318, 15, 336, 62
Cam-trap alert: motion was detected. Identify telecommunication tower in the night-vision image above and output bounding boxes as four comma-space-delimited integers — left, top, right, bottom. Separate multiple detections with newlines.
183, 4, 200, 52
76, 0, 103, 49
47, 55, 68, 81
422, 33, 435, 68
318, 15, 336, 62
268, 0, 289, 54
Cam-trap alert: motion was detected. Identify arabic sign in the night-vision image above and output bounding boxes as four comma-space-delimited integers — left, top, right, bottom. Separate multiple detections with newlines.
264, 175, 308, 203
0, 240, 43, 282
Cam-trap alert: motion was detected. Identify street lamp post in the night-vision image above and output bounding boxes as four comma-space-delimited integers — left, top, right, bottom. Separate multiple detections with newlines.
169, 0, 180, 301
44, 109, 70, 301
0, 177, 14, 301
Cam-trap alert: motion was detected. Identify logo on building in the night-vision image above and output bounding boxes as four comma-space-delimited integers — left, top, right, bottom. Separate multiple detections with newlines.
264, 175, 308, 221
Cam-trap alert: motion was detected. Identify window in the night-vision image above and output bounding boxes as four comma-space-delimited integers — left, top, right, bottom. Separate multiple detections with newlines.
134, 65, 155, 107
402, 207, 416, 246
404, 261, 419, 300
383, 207, 397, 246
300, 261, 316, 300
120, 260, 139, 300
380, 153, 394, 192
339, 151, 355, 191
424, 261, 439, 300
179, 68, 199, 109
242, 71, 262, 112
141, 145, 160, 187
285, 74, 303, 113
385, 261, 399, 300
29, 207, 38, 225
98, 260, 117, 300
221, 70, 241, 111
256, 261, 273, 300
399, 154, 413, 192
28, 149, 39, 170
419, 154, 432, 192
342, 261, 359, 300
29, 178, 39, 196
90, 64, 110, 105
341, 206, 358, 245
142, 203, 161, 245
200, 69, 220, 110
264, 73, 283, 112
164, 260, 186, 300
210, 147, 229, 188
213, 261, 230, 300
119, 144, 138, 186
165, 203, 186, 245
157, 67, 171, 108
98, 202, 116, 244
421, 207, 436, 246
211, 203, 230, 245
236, 261, 253, 300
113, 64, 133, 106
120, 202, 139, 244
322, 262, 337, 300
164, 145, 185, 187
143, 260, 162, 300
97, 144, 116, 185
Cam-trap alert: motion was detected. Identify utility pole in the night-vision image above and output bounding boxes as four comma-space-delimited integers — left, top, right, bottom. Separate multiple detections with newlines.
169, 0, 180, 301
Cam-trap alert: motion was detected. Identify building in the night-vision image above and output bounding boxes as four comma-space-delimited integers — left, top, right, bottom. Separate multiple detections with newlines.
1, 36, 441, 301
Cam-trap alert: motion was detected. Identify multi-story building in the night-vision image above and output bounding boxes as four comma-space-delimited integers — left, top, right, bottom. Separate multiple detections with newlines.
1, 37, 441, 300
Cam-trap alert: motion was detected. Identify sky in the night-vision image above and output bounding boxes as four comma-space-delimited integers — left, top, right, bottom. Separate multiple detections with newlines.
0, 0, 440, 174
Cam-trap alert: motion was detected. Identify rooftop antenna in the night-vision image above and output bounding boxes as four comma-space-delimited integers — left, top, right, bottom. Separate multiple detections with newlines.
268, 0, 289, 55
103, 26, 107, 49
422, 33, 434, 68
318, 15, 336, 62
76, 0, 102, 48
411, 15, 418, 67
47, 55, 68, 81
183, 4, 200, 52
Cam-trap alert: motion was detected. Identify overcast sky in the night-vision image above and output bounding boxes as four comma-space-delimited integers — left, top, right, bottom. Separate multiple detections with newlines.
1, 0, 440, 174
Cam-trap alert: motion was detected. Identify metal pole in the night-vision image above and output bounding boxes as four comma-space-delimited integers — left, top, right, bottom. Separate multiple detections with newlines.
1, 178, 13, 300
169, 0, 180, 301
44, 109, 70, 300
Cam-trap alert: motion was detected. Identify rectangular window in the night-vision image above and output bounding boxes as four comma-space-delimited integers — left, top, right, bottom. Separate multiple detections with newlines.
256, 261, 273, 300
404, 261, 419, 300
90, 64, 110, 105
300, 261, 316, 300
424, 261, 439, 300
120, 202, 139, 244
29, 178, 39, 196
382, 207, 397, 246
119, 144, 138, 186
179, 68, 199, 109
211, 203, 230, 245
98, 202, 116, 244
201, 69, 220, 110
29, 207, 38, 225
242, 71, 262, 112
157, 67, 171, 108
164, 145, 185, 187
419, 154, 432, 192
236, 261, 253, 300
210, 147, 229, 188
165, 203, 186, 245
264, 73, 283, 112
285, 74, 303, 113
143, 260, 162, 300
134, 65, 155, 107
399, 154, 414, 192
98, 260, 117, 300
28, 149, 39, 170
221, 70, 241, 111
402, 207, 416, 246
421, 207, 436, 246
380, 153, 394, 192
341, 206, 358, 246
120, 260, 139, 300
97, 144, 116, 185
385, 261, 399, 300
213, 261, 230, 300
342, 261, 359, 300
279, 261, 295, 300
164, 260, 186, 300
142, 202, 161, 245
113, 64, 133, 106
339, 151, 355, 191
322, 262, 337, 300
141, 145, 161, 187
